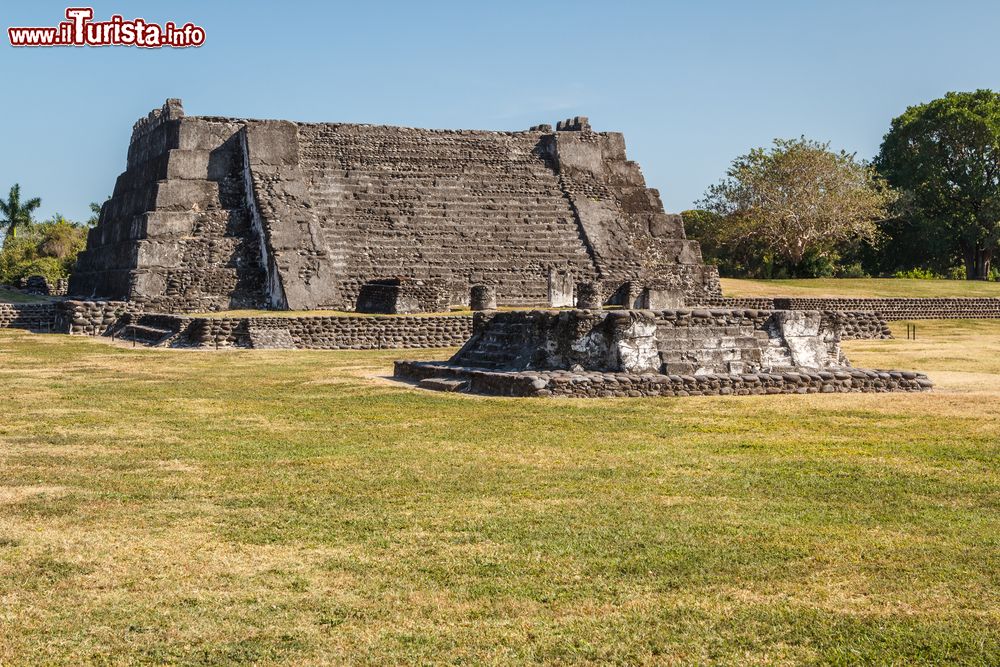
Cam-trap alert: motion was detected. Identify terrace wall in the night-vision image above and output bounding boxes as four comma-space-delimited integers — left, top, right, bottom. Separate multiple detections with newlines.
695, 296, 1000, 320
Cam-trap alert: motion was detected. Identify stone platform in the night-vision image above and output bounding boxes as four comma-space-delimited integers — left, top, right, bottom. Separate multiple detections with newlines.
393, 308, 932, 397
395, 361, 932, 398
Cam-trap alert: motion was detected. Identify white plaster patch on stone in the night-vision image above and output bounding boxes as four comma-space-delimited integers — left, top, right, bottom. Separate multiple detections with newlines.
777, 310, 822, 337
570, 330, 611, 368
761, 335, 794, 369
547, 269, 574, 308
772, 311, 838, 369
616, 317, 660, 373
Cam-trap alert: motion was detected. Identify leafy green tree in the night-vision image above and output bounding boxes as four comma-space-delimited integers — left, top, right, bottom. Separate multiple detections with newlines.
38, 215, 87, 269
0, 214, 87, 285
876, 90, 1000, 280
0, 184, 41, 242
699, 138, 895, 277
682, 209, 767, 277
846, 214, 959, 278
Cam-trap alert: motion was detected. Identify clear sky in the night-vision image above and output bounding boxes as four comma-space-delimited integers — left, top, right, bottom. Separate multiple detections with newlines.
2, 0, 998, 224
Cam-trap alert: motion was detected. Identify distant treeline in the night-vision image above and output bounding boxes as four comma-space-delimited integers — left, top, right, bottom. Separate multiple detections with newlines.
0, 185, 99, 286
686, 90, 1000, 281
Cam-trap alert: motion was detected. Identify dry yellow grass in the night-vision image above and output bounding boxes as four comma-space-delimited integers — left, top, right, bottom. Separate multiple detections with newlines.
0, 322, 998, 664
721, 277, 1000, 298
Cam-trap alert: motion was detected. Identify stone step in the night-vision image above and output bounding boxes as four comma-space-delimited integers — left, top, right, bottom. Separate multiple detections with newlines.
418, 377, 469, 392
117, 323, 174, 345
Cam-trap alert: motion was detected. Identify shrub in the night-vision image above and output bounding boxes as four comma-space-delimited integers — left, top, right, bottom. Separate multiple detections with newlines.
11, 257, 65, 283
947, 266, 968, 280
0, 216, 87, 285
835, 263, 869, 278
893, 267, 942, 280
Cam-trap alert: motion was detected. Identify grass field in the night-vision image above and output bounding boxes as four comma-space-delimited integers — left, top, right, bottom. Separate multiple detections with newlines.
721, 277, 1000, 298
0, 288, 48, 304
1, 322, 998, 664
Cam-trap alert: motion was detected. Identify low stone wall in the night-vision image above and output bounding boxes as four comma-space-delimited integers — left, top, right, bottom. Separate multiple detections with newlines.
820, 311, 893, 340
694, 297, 776, 310
0, 303, 62, 331
395, 361, 933, 398
2, 300, 887, 349
695, 296, 1000, 320
18, 275, 68, 296
179, 314, 473, 349
287, 315, 471, 349
779, 297, 1000, 320
2, 301, 473, 349
61, 300, 141, 335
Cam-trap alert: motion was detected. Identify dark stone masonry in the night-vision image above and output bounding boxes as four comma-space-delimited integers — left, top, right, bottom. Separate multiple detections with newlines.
395, 361, 931, 398
697, 297, 1000, 321
17, 275, 68, 296
469, 285, 497, 311
393, 308, 932, 397
175, 314, 472, 350
355, 278, 449, 315
70, 100, 721, 313
0, 303, 62, 331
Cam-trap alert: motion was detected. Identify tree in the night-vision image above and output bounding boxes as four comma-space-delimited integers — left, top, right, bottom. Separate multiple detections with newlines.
87, 201, 104, 227
682, 209, 769, 277
0, 184, 42, 242
0, 214, 87, 285
39, 214, 86, 261
699, 138, 895, 276
876, 90, 1000, 280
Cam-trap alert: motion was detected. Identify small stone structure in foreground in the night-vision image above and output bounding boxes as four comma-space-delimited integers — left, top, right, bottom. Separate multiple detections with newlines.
394, 308, 932, 397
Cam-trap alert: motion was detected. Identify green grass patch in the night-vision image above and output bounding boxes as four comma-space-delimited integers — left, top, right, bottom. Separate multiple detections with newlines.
0, 287, 49, 303
0, 325, 997, 664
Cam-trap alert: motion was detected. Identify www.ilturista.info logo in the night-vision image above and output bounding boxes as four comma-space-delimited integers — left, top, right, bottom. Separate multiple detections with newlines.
8, 7, 205, 48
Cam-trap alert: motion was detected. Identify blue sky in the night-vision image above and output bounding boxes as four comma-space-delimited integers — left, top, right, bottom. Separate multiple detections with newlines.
2, 0, 998, 224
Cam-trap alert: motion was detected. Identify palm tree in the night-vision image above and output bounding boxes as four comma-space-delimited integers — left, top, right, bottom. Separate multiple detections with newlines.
0, 184, 41, 242
87, 201, 103, 227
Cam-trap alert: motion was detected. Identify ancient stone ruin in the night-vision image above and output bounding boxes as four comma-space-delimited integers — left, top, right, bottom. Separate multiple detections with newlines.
21, 98, 929, 397
394, 308, 933, 397
70, 99, 721, 313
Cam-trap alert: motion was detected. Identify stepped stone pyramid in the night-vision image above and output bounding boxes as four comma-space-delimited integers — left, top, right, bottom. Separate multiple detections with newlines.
70, 100, 721, 312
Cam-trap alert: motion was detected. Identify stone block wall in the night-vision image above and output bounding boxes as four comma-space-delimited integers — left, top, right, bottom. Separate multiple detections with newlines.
70, 100, 267, 312
778, 297, 1000, 320
821, 311, 893, 340
61, 300, 142, 335
18, 275, 68, 296
452, 308, 846, 376
178, 314, 472, 349
693, 297, 777, 310
0, 303, 62, 331
355, 279, 449, 314
694, 296, 1000, 320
